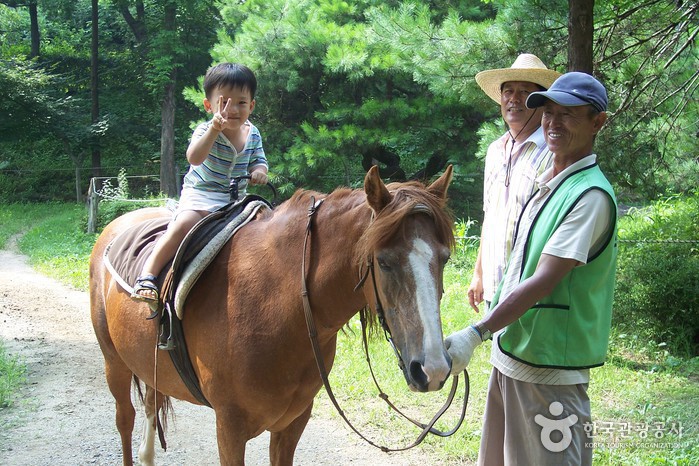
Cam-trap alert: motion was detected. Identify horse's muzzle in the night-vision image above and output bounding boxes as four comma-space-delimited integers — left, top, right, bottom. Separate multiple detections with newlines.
407, 359, 449, 393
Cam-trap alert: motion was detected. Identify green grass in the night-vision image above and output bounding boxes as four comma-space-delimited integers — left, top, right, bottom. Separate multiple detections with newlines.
0, 341, 26, 408
0, 202, 697, 465
0, 202, 97, 291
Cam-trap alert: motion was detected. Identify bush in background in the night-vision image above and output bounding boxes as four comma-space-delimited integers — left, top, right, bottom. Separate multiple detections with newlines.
613, 192, 699, 356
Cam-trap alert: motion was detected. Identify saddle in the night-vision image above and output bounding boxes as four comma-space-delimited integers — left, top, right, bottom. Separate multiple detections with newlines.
104, 195, 272, 315
104, 195, 273, 406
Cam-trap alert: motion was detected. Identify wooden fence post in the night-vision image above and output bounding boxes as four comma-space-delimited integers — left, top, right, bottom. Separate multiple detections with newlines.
87, 178, 99, 234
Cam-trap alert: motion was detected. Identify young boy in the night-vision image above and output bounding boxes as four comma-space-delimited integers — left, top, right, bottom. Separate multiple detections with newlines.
132, 63, 268, 302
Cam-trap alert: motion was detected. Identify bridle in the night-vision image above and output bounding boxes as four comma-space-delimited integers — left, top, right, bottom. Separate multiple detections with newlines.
300, 196, 469, 452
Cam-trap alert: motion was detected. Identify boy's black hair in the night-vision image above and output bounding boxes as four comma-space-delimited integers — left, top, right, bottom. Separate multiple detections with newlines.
203, 63, 257, 99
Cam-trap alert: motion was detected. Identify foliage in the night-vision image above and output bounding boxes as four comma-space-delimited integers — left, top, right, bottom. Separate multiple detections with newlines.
0, 202, 63, 249
450, 217, 479, 270
2, 0, 698, 214
0, 340, 26, 409
614, 192, 699, 356
0, 202, 96, 290
484, 0, 699, 200
0, 0, 217, 201
197, 0, 491, 214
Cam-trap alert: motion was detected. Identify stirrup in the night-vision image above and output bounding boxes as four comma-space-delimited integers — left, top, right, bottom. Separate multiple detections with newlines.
158, 303, 176, 351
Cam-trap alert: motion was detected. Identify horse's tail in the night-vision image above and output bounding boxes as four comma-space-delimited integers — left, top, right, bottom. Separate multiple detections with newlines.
133, 374, 145, 403
132, 374, 173, 451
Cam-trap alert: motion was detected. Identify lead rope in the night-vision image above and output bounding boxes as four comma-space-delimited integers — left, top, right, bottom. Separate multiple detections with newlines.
301, 198, 468, 452
359, 304, 468, 440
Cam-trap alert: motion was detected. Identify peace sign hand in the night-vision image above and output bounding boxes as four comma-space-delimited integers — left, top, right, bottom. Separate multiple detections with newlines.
212, 96, 232, 131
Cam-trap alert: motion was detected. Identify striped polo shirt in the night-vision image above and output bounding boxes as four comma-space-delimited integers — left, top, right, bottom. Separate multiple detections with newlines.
481, 127, 553, 302
183, 120, 267, 195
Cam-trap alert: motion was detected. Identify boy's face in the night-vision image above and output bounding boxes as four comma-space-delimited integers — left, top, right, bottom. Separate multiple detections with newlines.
204, 85, 255, 127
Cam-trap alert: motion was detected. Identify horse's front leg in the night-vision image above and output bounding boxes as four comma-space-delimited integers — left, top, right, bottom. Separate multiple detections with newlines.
269, 402, 313, 466
214, 407, 251, 466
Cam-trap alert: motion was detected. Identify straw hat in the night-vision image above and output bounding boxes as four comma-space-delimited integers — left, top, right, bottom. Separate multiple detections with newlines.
475, 54, 562, 103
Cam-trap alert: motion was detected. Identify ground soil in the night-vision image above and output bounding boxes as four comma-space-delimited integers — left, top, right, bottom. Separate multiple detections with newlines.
0, 244, 444, 466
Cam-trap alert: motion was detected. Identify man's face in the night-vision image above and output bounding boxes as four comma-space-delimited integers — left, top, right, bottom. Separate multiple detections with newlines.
500, 81, 543, 134
541, 101, 606, 160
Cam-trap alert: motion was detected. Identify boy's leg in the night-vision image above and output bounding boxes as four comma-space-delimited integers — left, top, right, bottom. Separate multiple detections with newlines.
134, 210, 208, 300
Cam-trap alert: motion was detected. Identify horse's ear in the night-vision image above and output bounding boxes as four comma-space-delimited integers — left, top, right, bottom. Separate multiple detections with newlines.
364, 165, 392, 213
427, 164, 453, 200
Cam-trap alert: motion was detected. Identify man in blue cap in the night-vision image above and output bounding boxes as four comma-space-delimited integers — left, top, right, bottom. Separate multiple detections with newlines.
446, 72, 618, 465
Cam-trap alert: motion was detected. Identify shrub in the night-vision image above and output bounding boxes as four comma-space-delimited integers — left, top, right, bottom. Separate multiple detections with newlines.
613, 193, 699, 356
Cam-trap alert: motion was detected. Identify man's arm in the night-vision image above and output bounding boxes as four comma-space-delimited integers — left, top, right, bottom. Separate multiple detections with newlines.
479, 253, 579, 333
446, 253, 578, 374
467, 233, 485, 313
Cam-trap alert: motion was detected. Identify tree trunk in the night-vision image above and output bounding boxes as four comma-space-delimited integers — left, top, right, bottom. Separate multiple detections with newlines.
160, 75, 178, 197
568, 0, 594, 73
91, 0, 101, 177
29, 0, 39, 58
159, 2, 178, 197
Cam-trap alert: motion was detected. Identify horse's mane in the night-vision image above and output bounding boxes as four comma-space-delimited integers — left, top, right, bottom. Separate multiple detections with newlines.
354, 180, 455, 264
285, 180, 454, 338
286, 186, 354, 206
286, 181, 454, 260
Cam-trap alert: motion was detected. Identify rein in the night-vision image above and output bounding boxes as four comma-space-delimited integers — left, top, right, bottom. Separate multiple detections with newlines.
300, 197, 469, 452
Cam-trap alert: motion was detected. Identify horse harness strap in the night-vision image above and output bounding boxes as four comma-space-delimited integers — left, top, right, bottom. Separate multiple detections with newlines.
301, 197, 469, 452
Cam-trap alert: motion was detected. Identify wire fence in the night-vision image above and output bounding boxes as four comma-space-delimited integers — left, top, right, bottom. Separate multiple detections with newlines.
618, 238, 699, 244
453, 237, 699, 249
86, 175, 170, 233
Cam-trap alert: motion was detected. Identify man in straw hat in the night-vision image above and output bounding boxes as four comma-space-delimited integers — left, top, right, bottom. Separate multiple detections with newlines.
446, 72, 617, 466
467, 54, 561, 314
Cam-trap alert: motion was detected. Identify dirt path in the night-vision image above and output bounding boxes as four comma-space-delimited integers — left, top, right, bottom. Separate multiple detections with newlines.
0, 247, 445, 465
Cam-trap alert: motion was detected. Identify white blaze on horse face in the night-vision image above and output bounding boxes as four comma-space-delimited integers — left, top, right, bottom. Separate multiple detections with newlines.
408, 237, 450, 390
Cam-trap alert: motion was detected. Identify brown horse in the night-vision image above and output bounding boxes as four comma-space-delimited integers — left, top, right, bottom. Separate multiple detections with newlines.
90, 165, 456, 466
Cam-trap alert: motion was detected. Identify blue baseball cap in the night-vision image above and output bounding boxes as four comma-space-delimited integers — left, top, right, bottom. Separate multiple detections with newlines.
526, 71, 608, 112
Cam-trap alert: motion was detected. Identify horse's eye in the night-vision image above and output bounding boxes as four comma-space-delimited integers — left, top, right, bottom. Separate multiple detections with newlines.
377, 259, 391, 271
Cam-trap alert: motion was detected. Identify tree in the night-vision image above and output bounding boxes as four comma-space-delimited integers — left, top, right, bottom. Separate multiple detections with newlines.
0, 0, 40, 57
208, 0, 489, 207
91, 0, 100, 177
468, 0, 699, 198
568, 0, 593, 73
111, 0, 218, 196
1, 0, 696, 207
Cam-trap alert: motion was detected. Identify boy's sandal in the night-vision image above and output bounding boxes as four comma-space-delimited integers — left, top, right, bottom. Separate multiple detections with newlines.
132, 274, 160, 303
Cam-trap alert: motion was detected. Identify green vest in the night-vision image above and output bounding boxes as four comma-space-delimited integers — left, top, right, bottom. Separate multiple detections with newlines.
492, 163, 618, 369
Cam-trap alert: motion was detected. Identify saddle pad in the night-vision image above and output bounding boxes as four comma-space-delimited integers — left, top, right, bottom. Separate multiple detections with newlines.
103, 217, 170, 295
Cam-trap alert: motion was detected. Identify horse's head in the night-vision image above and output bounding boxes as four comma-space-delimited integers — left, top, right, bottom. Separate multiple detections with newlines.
357, 165, 455, 393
